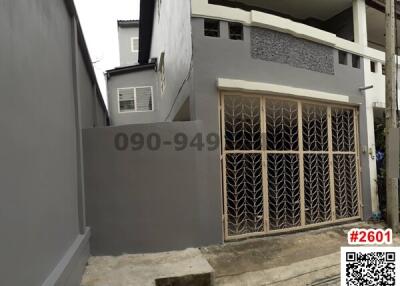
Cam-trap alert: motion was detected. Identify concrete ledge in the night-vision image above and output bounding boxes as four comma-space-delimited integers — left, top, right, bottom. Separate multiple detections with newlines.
217, 78, 351, 103
42, 228, 90, 286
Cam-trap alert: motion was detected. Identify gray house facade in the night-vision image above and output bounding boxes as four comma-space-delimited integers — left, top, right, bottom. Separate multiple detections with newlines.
141, 0, 379, 239
0, 0, 109, 285
91, 0, 392, 246
82, 0, 397, 255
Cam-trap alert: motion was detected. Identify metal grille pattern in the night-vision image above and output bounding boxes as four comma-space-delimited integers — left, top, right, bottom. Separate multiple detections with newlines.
331, 107, 355, 152
302, 104, 328, 151
222, 94, 360, 239
224, 95, 261, 151
268, 154, 301, 230
266, 99, 299, 151
304, 154, 331, 224
334, 154, 359, 219
226, 153, 264, 235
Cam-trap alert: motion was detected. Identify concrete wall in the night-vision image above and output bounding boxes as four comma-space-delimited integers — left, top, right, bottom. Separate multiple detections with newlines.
150, 0, 193, 121
83, 122, 223, 255
78, 49, 107, 128
107, 68, 159, 125
0, 0, 107, 285
118, 26, 139, 66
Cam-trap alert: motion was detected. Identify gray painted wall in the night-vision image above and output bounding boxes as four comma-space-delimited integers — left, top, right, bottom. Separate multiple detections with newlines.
107, 69, 160, 125
118, 26, 139, 66
78, 49, 107, 128
190, 17, 370, 229
150, 0, 193, 121
0, 0, 107, 285
83, 122, 223, 255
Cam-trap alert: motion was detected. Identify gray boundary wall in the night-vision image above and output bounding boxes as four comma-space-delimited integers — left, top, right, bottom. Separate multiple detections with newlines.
83, 121, 223, 255
0, 0, 107, 285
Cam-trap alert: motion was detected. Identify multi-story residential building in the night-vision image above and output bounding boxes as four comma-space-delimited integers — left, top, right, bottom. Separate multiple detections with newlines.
118, 20, 140, 66
106, 20, 157, 126
128, 0, 397, 241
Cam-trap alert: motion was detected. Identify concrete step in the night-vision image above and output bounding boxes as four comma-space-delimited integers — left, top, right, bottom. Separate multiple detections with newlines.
81, 248, 214, 286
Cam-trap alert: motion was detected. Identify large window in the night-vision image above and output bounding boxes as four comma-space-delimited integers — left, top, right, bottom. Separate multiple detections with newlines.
118, 87, 153, 113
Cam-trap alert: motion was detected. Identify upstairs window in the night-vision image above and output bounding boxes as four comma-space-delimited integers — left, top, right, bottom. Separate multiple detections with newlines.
136, 87, 154, 111
118, 87, 153, 113
118, 88, 135, 112
229, 22, 243, 40
204, 19, 220, 37
352, 54, 361, 69
338, 51, 348, 65
131, 37, 139, 53
382, 64, 386, 75
370, 61, 376, 73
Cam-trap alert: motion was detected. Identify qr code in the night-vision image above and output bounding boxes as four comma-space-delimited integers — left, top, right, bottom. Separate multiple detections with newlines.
341, 247, 400, 286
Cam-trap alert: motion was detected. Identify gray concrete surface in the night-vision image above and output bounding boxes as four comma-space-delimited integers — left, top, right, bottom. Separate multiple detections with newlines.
204, 222, 400, 286
81, 248, 214, 286
81, 223, 400, 286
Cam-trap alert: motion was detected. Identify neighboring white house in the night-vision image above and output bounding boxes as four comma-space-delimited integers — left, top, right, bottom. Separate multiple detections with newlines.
118, 20, 140, 66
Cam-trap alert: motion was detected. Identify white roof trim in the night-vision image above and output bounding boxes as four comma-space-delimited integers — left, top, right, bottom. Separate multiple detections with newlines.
192, 0, 389, 63
217, 78, 351, 103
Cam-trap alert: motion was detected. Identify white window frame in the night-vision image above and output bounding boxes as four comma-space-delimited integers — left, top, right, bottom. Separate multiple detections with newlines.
131, 37, 139, 53
117, 86, 154, 114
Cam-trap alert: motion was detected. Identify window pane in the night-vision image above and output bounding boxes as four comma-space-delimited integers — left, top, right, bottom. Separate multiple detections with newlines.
136, 87, 153, 111
204, 19, 220, 37
229, 22, 243, 40
119, 88, 135, 111
119, 100, 135, 112
338, 51, 347, 65
352, 54, 360, 69
132, 38, 139, 52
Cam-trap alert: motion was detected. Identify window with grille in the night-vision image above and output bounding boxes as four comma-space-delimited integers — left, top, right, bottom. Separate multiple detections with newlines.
118, 87, 153, 113
131, 37, 139, 53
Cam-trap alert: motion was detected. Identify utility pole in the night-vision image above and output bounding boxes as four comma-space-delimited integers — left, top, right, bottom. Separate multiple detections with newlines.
385, 0, 399, 232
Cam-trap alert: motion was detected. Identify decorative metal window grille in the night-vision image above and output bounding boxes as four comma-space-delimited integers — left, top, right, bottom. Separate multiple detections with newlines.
221, 94, 361, 240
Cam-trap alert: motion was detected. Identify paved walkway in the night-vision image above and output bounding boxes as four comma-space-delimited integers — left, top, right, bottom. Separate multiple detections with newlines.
81, 222, 396, 286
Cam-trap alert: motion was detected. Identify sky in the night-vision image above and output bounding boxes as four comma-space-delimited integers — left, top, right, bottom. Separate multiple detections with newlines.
74, 0, 140, 102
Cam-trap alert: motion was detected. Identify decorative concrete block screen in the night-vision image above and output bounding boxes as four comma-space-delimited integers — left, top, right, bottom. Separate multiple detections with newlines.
251, 27, 335, 75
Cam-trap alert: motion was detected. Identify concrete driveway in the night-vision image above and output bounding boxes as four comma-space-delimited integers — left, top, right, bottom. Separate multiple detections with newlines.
81, 222, 394, 286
